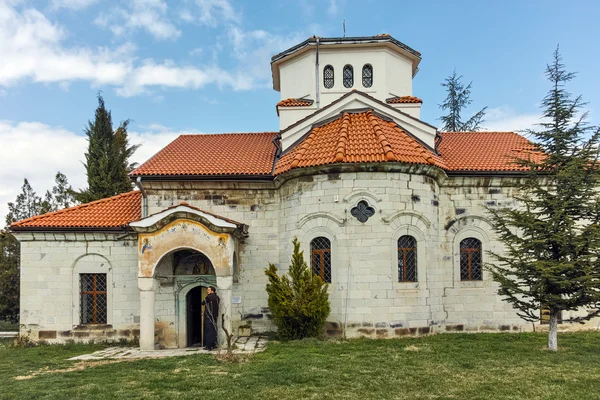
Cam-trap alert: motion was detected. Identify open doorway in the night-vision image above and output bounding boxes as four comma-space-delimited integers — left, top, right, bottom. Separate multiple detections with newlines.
186, 285, 207, 347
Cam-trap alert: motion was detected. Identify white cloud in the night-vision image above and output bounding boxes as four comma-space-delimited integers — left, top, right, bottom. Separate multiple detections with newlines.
0, 3, 133, 87
95, 0, 181, 40
328, 0, 338, 16
0, 3, 312, 95
484, 106, 542, 133
50, 0, 98, 10
0, 119, 201, 221
227, 27, 306, 88
193, 0, 240, 27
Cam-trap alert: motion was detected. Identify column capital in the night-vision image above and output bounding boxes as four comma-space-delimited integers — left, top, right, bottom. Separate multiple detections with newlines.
138, 277, 157, 291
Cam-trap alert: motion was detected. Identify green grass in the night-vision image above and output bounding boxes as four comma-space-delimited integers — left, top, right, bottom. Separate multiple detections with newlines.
1, 332, 600, 399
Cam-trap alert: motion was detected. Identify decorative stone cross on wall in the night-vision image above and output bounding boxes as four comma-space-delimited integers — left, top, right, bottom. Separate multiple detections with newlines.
351, 200, 375, 223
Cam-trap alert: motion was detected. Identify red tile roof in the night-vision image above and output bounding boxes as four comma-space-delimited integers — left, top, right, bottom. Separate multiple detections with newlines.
131, 133, 278, 177
439, 131, 540, 172
275, 111, 445, 175
277, 98, 314, 107
386, 96, 423, 104
10, 191, 141, 230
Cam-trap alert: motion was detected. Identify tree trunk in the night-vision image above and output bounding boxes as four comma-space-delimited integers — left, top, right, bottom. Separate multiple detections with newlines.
548, 309, 559, 351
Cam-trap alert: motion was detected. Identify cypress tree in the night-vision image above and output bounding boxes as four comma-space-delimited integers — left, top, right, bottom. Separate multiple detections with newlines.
75, 94, 139, 203
487, 47, 600, 351
439, 70, 487, 132
265, 238, 330, 340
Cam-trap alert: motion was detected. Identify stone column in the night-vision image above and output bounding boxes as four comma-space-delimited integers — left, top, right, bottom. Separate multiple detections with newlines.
138, 277, 156, 351
216, 275, 233, 346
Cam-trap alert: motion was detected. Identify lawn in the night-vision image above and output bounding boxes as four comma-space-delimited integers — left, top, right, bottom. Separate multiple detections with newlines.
1, 332, 600, 399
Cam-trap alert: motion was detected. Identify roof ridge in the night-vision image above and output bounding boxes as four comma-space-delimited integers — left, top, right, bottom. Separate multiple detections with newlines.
388, 120, 438, 165
290, 127, 317, 169
367, 111, 396, 161
335, 113, 351, 162
177, 132, 278, 137
10, 190, 140, 227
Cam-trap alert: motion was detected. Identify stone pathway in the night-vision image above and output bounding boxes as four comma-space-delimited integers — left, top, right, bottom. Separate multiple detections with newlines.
68, 335, 268, 361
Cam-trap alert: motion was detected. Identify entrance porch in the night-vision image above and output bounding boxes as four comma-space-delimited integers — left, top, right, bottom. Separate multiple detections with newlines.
130, 203, 248, 350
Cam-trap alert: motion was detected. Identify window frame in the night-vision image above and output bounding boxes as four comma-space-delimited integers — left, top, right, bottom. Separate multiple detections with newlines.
72, 254, 113, 327
459, 237, 483, 281
397, 235, 417, 283
343, 64, 354, 88
323, 65, 334, 89
80, 273, 108, 325
362, 64, 373, 88
310, 237, 332, 283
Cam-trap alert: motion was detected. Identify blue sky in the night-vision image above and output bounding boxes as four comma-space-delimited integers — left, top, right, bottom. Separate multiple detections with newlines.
1, 0, 599, 219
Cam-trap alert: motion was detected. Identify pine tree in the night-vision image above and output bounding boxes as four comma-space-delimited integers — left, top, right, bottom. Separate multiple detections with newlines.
6, 179, 42, 226
51, 172, 76, 211
265, 238, 330, 340
439, 70, 487, 132
74, 94, 139, 203
487, 47, 600, 351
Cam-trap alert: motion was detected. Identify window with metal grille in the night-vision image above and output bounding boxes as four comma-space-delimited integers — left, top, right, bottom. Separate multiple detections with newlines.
362, 64, 373, 88
311, 237, 331, 283
460, 238, 482, 281
398, 235, 417, 282
343, 65, 353, 88
80, 273, 107, 324
323, 65, 334, 89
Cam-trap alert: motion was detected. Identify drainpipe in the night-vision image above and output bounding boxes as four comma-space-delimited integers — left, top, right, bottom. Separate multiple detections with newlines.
136, 176, 148, 218
315, 36, 320, 109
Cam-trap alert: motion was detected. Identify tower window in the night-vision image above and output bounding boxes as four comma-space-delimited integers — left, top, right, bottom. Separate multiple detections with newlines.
323, 65, 334, 89
362, 64, 373, 88
343, 65, 354, 88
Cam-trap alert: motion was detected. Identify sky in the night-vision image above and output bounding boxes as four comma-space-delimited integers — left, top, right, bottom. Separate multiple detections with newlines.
1, 0, 600, 221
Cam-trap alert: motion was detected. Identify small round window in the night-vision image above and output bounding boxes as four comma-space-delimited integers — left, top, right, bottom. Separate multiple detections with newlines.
362, 64, 373, 88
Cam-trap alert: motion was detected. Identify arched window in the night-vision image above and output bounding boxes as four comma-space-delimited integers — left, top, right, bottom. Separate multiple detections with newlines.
398, 236, 417, 282
362, 64, 373, 88
460, 238, 482, 281
311, 237, 331, 283
343, 64, 354, 88
323, 65, 334, 89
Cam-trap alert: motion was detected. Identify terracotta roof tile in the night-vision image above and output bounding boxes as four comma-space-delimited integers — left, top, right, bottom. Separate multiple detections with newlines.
277, 98, 314, 107
274, 111, 445, 175
10, 191, 141, 229
439, 131, 541, 172
131, 133, 278, 177
386, 96, 423, 104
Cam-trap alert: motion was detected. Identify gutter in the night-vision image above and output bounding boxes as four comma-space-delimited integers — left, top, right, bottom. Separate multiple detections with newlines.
136, 177, 148, 218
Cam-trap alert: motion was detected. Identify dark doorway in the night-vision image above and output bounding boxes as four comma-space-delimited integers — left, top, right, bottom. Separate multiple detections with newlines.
186, 286, 206, 347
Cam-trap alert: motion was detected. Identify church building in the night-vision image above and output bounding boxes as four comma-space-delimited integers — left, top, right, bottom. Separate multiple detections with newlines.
11, 34, 593, 350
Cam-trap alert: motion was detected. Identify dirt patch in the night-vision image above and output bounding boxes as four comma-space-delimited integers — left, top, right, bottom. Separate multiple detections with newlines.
14, 359, 136, 380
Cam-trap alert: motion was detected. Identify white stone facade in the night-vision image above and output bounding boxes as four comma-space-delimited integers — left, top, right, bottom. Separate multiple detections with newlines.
16, 167, 600, 346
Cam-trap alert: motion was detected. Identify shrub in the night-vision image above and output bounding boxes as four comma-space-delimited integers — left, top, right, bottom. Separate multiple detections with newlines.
265, 238, 330, 340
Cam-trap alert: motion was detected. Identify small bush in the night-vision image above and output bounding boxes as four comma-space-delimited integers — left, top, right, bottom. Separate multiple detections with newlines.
265, 238, 330, 340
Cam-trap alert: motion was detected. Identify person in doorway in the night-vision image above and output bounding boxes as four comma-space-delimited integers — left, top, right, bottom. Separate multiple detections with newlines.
201, 286, 220, 350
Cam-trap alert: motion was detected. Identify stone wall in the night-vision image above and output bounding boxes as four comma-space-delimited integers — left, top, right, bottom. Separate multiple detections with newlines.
16, 232, 140, 343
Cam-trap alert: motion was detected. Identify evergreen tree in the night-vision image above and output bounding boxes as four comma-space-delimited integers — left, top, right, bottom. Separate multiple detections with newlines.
50, 172, 76, 211
439, 70, 487, 131
6, 179, 42, 226
265, 238, 330, 340
0, 231, 19, 323
487, 48, 600, 351
74, 94, 139, 203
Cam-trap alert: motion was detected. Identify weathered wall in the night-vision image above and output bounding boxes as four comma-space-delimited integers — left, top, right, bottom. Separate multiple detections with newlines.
17, 170, 600, 345
16, 232, 140, 343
